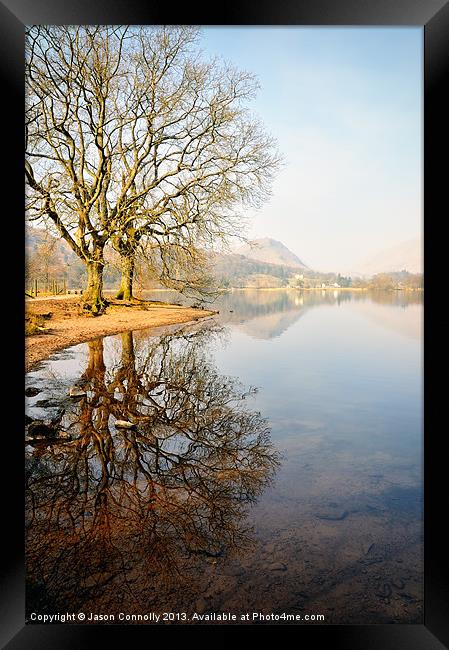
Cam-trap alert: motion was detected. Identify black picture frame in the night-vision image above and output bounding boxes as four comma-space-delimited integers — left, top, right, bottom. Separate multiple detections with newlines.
2, 1, 448, 648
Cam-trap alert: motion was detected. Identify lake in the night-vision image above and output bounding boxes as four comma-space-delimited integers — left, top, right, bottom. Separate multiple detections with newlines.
25, 289, 423, 624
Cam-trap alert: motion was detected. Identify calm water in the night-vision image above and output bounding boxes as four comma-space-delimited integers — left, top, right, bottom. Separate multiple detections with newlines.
25, 289, 423, 624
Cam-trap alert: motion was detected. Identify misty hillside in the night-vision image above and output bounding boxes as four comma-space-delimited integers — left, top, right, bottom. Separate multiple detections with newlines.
356, 239, 422, 276
26, 227, 346, 291
236, 238, 309, 270
26, 225, 421, 292
211, 253, 305, 288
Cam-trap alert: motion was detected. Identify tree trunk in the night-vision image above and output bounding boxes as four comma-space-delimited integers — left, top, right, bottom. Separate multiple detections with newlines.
121, 331, 135, 367
82, 258, 108, 315
120, 331, 140, 397
82, 339, 106, 384
116, 254, 135, 301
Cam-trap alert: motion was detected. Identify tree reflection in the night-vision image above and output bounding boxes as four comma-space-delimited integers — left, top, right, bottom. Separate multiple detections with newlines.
26, 327, 280, 615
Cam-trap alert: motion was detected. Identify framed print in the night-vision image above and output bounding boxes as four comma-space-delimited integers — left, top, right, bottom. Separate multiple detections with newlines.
1, 0, 448, 648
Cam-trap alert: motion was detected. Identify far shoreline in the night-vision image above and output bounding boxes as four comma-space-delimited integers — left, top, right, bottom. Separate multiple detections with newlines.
220, 286, 423, 292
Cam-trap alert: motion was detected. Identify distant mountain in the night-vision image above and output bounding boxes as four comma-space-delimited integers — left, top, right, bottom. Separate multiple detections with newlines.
236, 238, 309, 270
211, 250, 312, 289
355, 239, 422, 276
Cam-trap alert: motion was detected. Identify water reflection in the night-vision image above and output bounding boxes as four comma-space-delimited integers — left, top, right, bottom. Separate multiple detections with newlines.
26, 289, 423, 624
144, 288, 423, 341
224, 290, 423, 340
25, 327, 280, 616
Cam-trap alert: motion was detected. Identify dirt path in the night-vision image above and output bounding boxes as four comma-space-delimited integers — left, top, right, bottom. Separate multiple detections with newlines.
25, 296, 216, 372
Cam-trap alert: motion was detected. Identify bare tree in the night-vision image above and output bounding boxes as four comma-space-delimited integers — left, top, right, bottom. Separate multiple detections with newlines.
109, 28, 281, 300
136, 239, 220, 301
26, 26, 131, 312
25, 26, 281, 311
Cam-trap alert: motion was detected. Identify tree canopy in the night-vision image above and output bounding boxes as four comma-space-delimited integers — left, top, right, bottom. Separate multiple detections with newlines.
26, 26, 281, 311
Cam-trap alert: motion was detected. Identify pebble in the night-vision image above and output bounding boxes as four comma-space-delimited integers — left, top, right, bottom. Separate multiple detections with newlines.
115, 420, 136, 429
195, 597, 208, 613
268, 562, 287, 572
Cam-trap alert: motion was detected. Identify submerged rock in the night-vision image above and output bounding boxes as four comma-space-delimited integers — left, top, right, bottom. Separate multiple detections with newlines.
68, 386, 87, 397
25, 435, 46, 443
34, 398, 63, 409
224, 566, 245, 577
26, 430, 72, 444
115, 420, 136, 429
25, 387, 41, 397
364, 542, 375, 556
316, 510, 349, 521
27, 420, 60, 439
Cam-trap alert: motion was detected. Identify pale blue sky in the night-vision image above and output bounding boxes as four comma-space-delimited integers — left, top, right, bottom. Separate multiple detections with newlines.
200, 27, 422, 272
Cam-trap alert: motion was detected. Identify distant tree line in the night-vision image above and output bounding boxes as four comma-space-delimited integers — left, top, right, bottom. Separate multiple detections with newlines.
352, 271, 423, 290
26, 223, 423, 295
212, 255, 356, 289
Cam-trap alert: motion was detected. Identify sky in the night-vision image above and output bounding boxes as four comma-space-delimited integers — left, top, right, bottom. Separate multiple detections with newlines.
200, 27, 422, 272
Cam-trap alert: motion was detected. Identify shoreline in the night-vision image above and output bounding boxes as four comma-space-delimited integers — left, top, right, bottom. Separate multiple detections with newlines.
25, 296, 216, 372
130, 286, 423, 293
227, 286, 422, 292
227, 286, 368, 291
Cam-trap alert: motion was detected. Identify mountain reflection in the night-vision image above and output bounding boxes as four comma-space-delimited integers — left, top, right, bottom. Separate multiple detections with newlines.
215, 289, 423, 340
25, 327, 280, 617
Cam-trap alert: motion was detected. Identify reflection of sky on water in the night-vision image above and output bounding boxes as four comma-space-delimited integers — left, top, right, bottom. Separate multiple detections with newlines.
210, 291, 422, 531
210, 294, 421, 432
27, 288, 423, 523
27, 289, 423, 519
25, 289, 423, 624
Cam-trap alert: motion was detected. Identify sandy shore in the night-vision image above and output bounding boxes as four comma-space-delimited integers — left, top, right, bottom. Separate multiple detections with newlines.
25, 296, 216, 372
